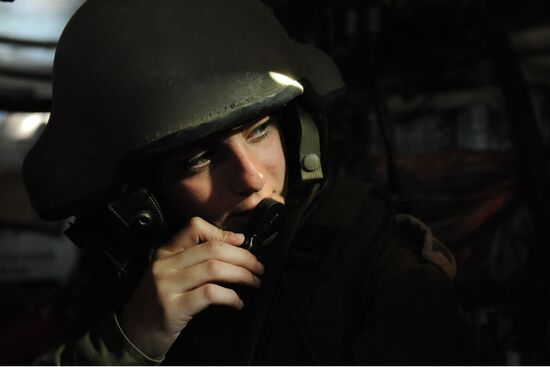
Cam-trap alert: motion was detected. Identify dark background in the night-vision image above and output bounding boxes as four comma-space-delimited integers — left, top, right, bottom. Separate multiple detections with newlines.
266, 1, 550, 363
1, 0, 550, 364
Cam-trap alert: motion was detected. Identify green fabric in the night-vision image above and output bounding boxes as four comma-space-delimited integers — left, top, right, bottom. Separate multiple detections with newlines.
33, 312, 163, 365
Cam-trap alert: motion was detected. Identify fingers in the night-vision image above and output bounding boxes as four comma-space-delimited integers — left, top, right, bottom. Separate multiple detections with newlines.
173, 259, 262, 292
178, 284, 244, 316
133, 216, 262, 333
163, 217, 244, 253
162, 240, 264, 276
119, 216, 260, 356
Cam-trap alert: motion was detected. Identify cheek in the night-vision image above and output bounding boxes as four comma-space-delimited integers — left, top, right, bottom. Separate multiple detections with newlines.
162, 175, 213, 219
271, 142, 286, 182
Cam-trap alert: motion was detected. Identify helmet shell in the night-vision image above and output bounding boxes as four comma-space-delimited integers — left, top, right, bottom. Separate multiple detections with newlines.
23, 0, 345, 220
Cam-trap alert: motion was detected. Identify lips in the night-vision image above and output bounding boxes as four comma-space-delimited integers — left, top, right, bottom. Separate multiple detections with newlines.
224, 195, 283, 232
223, 210, 253, 232
228, 201, 262, 220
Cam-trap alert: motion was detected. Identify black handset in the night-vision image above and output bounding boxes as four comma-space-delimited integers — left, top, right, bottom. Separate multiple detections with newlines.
240, 198, 285, 253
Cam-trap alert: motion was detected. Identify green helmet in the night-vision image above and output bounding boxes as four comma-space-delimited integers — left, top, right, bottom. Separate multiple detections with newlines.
23, 0, 345, 221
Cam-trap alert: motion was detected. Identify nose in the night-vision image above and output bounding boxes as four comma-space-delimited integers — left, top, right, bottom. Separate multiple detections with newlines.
228, 145, 267, 195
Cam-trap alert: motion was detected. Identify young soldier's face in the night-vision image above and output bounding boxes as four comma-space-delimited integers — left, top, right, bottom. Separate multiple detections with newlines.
156, 115, 286, 232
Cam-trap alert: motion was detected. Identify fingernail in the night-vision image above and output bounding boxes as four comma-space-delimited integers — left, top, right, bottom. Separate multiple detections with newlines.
231, 233, 245, 244
258, 262, 265, 274
239, 299, 244, 310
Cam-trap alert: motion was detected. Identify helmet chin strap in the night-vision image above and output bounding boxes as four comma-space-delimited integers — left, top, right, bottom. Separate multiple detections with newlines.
297, 105, 324, 182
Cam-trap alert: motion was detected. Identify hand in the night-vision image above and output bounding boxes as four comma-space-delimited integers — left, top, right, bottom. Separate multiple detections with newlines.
119, 217, 265, 359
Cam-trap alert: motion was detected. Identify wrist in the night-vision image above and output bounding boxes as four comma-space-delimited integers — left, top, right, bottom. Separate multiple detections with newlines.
116, 307, 172, 360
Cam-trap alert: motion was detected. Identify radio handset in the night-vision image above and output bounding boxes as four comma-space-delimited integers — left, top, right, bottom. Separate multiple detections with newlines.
240, 198, 285, 253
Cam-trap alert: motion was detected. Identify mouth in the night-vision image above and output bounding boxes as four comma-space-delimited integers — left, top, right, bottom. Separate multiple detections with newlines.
223, 194, 284, 232
223, 210, 253, 232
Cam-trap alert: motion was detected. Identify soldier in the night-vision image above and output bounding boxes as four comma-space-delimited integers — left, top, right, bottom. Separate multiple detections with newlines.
25, 0, 478, 364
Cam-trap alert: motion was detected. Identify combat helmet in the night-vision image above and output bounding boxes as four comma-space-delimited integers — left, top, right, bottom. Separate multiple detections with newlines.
23, 0, 345, 221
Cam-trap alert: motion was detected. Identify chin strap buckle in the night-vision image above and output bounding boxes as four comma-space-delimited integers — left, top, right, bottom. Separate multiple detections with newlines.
297, 105, 324, 181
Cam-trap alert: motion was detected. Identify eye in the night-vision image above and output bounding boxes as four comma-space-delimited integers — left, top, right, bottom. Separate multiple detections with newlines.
246, 117, 271, 142
185, 151, 212, 172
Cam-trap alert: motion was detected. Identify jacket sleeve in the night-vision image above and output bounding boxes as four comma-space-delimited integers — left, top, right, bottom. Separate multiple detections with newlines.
33, 312, 164, 365
351, 221, 479, 364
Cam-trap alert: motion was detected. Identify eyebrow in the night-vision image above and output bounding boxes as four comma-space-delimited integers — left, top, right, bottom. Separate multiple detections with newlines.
197, 114, 271, 145
229, 115, 271, 133
169, 115, 272, 161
